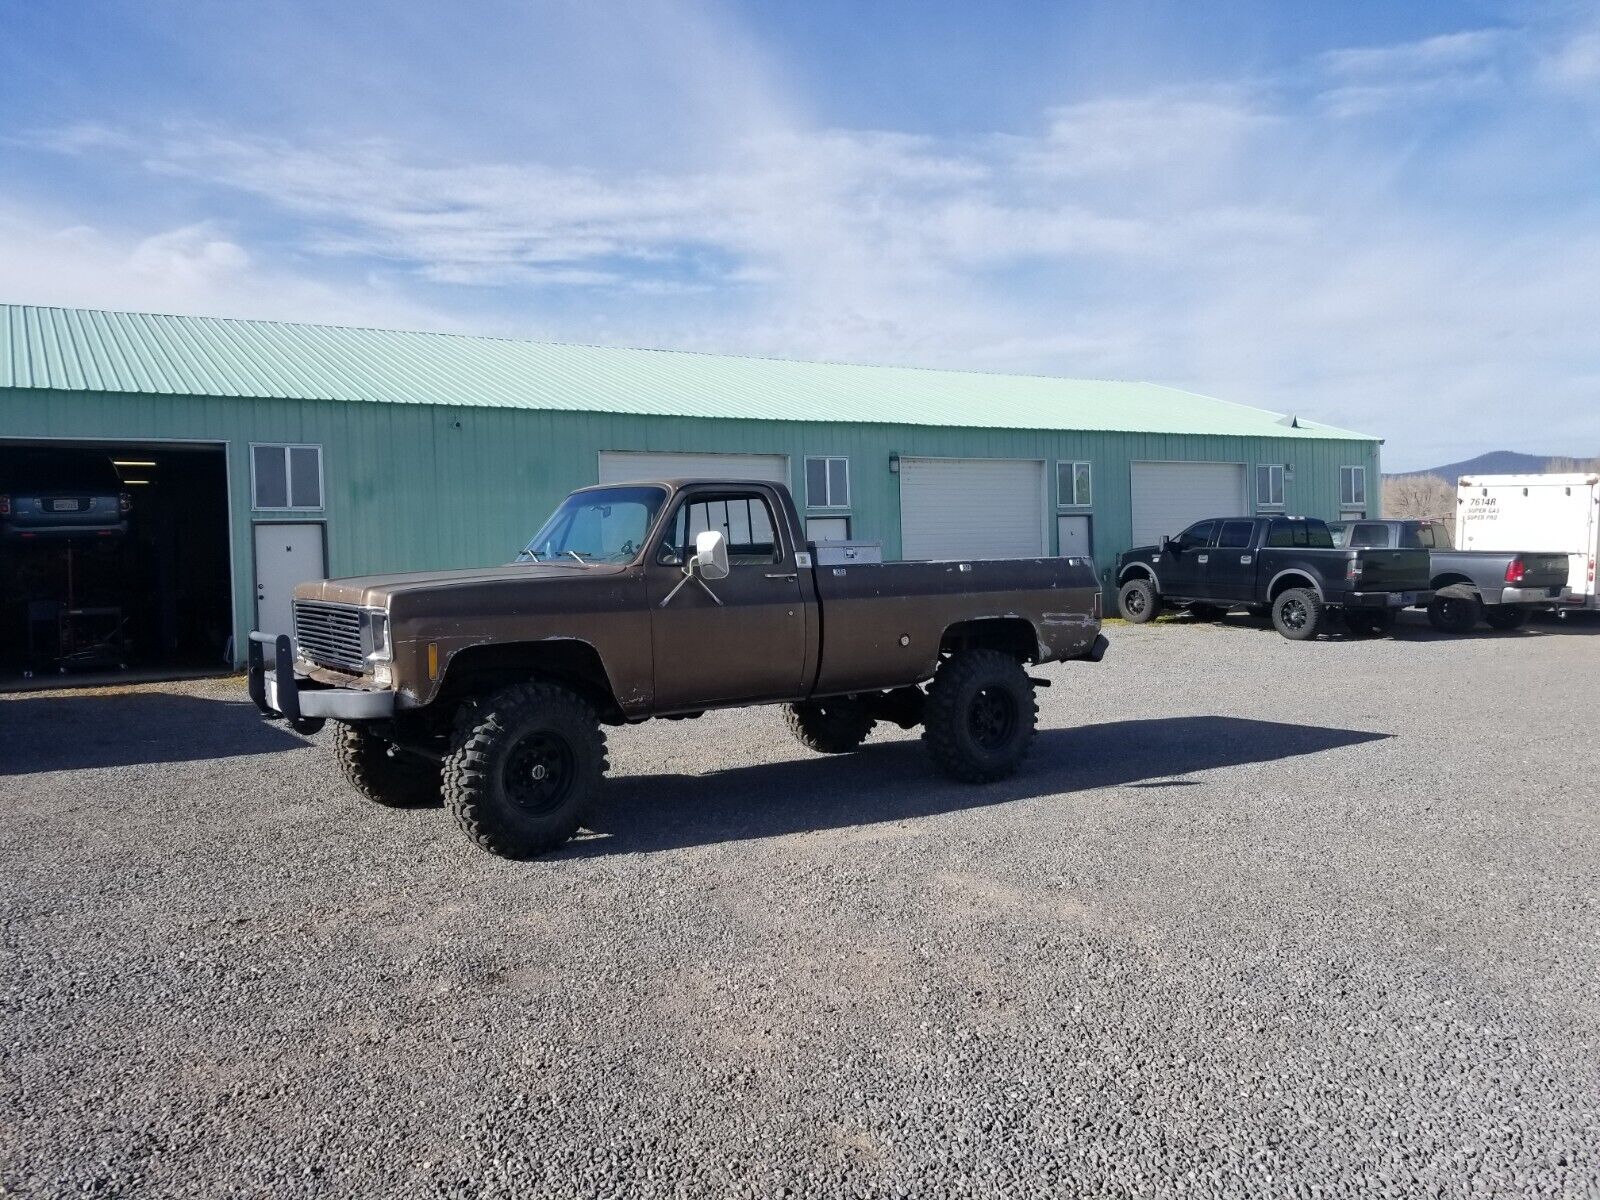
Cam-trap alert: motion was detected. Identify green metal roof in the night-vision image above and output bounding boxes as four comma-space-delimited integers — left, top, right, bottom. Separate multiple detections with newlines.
0, 304, 1372, 440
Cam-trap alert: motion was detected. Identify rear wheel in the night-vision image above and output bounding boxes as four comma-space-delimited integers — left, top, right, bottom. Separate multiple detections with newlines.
1271, 588, 1324, 640
1342, 608, 1395, 637
443, 681, 607, 859
335, 723, 441, 808
783, 698, 876, 753
922, 649, 1037, 783
1118, 578, 1160, 623
1484, 606, 1527, 631
1427, 594, 1480, 633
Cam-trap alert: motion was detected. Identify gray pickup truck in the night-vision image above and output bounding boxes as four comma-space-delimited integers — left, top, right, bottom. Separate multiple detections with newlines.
1329, 518, 1567, 632
251, 478, 1107, 858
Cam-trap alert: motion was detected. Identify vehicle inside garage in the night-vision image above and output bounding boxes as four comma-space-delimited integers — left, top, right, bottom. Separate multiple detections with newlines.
0, 441, 232, 684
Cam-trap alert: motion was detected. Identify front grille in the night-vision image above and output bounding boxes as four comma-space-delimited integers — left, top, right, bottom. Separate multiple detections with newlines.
293, 601, 366, 673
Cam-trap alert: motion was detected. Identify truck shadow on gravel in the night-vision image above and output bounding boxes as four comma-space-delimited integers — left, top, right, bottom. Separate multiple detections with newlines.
569, 716, 1390, 857
0, 692, 308, 775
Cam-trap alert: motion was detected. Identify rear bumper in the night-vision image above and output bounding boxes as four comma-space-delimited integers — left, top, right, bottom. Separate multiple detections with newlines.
1496, 586, 1562, 606
1083, 633, 1109, 663
1345, 589, 1434, 609
247, 631, 395, 723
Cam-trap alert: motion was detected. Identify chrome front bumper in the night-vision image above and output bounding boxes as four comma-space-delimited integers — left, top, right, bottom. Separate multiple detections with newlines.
247, 631, 395, 724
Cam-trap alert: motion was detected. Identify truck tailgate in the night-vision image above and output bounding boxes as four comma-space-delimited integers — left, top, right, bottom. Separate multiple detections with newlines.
1517, 553, 1570, 589
1353, 549, 1430, 590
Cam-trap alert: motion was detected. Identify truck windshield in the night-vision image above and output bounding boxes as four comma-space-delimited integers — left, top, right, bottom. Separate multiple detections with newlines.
517, 486, 667, 564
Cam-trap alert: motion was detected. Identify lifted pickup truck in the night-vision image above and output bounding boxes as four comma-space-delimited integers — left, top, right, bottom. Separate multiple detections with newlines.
1329, 518, 1567, 633
251, 478, 1107, 858
1115, 515, 1433, 640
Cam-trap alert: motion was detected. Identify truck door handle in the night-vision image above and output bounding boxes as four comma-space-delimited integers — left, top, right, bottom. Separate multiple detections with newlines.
1240, 555, 1252, 564
1197, 555, 1208, 564
765, 572, 798, 581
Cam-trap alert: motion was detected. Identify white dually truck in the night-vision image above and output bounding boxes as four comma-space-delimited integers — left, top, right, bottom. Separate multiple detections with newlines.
1457, 473, 1600, 612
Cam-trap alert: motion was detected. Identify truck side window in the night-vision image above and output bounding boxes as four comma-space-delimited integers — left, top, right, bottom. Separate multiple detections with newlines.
1218, 520, 1253, 549
658, 492, 784, 566
1175, 521, 1216, 551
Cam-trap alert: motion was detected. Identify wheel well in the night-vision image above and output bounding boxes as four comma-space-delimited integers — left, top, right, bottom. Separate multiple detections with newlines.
939, 617, 1038, 663
1431, 572, 1477, 595
1267, 572, 1319, 601
438, 639, 624, 722
1118, 563, 1155, 584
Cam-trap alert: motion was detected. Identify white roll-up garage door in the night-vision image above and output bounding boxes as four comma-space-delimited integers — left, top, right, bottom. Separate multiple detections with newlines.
1129, 461, 1248, 546
597, 451, 788, 486
899, 458, 1045, 560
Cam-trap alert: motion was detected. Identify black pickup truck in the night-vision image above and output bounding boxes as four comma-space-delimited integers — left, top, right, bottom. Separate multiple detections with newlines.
1115, 515, 1434, 640
1328, 518, 1567, 632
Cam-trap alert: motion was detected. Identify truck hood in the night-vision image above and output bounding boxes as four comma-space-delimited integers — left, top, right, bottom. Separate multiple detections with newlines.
296, 562, 629, 607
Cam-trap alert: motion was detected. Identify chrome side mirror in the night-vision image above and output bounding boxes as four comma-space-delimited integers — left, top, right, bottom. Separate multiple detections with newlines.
694, 530, 729, 581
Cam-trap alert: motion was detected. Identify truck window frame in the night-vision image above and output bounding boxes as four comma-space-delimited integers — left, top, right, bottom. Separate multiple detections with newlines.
655, 486, 789, 567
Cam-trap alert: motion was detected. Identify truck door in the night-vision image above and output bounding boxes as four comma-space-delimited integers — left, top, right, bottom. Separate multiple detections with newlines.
647, 486, 809, 709
1204, 520, 1258, 601
1160, 520, 1216, 596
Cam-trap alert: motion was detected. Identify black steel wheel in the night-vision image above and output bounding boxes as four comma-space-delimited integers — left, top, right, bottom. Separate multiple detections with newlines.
443, 681, 607, 859
1271, 588, 1324, 641
1118, 578, 1160, 623
923, 649, 1037, 783
1427, 594, 1480, 634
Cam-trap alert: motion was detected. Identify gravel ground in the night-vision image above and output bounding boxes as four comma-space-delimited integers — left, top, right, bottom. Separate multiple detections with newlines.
3, 612, 1598, 1198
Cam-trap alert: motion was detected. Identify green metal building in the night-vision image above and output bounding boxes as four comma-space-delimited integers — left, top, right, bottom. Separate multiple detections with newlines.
0, 304, 1380, 672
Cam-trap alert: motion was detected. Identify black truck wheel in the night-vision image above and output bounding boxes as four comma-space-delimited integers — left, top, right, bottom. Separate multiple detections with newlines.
335, 723, 441, 808
443, 681, 607, 859
1118, 578, 1160, 623
783, 699, 876, 753
1427, 594, 1480, 633
1271, 588, 1324, 640
922, 649, 1037, 783
1483, 606, 1527, 631
1342, 608, 1395, 637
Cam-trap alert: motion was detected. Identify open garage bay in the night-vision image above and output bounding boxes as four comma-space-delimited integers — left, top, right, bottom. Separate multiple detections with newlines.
2, 616, 1597, 1197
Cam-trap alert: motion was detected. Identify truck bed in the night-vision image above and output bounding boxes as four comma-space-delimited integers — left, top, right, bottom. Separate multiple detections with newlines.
810, 556, 1102, 694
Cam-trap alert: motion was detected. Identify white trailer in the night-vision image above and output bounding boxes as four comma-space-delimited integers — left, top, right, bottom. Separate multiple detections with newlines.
1457, 473, 1600, 610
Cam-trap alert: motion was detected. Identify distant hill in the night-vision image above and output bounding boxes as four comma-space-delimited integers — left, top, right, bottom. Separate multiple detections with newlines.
1387, 451, 1591, 485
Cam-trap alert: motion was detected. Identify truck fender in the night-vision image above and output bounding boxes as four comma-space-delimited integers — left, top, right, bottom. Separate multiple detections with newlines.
1117, 561, 1161, 591
1267, 569, 1323, 602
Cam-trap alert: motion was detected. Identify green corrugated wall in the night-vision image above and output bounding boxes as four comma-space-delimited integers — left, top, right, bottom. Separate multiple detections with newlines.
0, 386, 1383, 663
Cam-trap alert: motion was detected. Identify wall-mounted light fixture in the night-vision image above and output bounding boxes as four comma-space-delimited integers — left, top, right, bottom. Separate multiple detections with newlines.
889, 452, 900, 474
1284, 464, 1295, 482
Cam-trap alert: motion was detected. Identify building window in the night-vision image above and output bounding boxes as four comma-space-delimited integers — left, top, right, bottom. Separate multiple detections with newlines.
805, 457, 849, 508
1340, 465, 1367, 509
1256, 464, 1285, 508
252, 444, 323, 510
1057, 461, 1092, 507
806, 515, 851, 542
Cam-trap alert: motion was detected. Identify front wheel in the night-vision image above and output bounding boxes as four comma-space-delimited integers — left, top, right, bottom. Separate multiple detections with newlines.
1118, 578, 1161, 623
922, 650, 1037, 783
443, 681, 607, 859
1272, 588, 1325, 640
335, 723, 441, 808
1342, 608, 1395, 637
1483, 606, 1527, 631
783, 698, 875, 753
1427, 594, 1480, 633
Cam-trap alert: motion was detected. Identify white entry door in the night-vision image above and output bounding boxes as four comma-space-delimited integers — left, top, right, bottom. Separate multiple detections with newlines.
899, 457, 1045, 560
1129, 461, 1248, 546
1058, 514, 1092, 557
254, 522, 325, 640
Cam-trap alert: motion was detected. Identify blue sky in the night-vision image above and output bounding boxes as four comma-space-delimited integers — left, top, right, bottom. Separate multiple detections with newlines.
2, 0, 1597, 469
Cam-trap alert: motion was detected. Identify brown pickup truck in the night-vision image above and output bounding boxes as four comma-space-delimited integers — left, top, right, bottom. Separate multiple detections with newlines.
250, 478, 1107, 858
